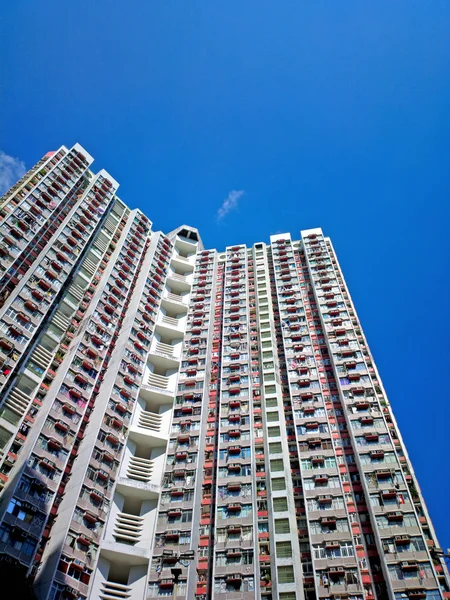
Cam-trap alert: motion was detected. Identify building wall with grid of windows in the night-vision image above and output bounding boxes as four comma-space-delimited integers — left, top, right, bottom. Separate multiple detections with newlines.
0, 145, 448, 600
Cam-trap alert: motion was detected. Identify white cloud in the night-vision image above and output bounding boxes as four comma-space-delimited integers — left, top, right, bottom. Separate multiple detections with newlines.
0, 150, 26, 196
216, 189, 244, 221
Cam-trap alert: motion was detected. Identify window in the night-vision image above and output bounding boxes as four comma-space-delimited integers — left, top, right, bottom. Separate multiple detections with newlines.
272, 478, 286, 491
269, 442, 282, 454
270, 459, 284, 472
302, 561, 313, 575
301, 457, 336, 471
275, 519, 290, 534
181, 510, 192, 523
6, 498, 35, 523
395, 536, 426, 553
376, 513, 417, 529
388, 562, 433, 582
242, 576, 255, 592
267, 411, 279, 422
48, 583, 68, 600
313, 542, 354, 559
273, 497, 288, 512
276, 541, 292, 558
303, 476, 341, 490
395, 592, 439, 600
179, 532, 191, 544
340, 541, 355, 557
278, 565, 295, 583
268, 427, 281, 437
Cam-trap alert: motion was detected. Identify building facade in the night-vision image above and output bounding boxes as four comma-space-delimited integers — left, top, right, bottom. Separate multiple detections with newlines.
0, 144, 447, 600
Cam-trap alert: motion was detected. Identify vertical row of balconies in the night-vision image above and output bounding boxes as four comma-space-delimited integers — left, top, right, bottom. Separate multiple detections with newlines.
0, 192, 124, 575
302, 229, 444, 600
290, 237, 371, 600
47, 213, 155, 600
247, 245, 280, 600
0, 146, 93, 299
87, 231, 199, 600
192, 250, 223, 599
253, 241, 298, 599
0, 167, 115, 417
269, 235, 330, 600
149, 236, 205, 599
211, 245, 258, 599
0, 176, 119, 489
0, 146, 71, 228
0, 148, 65, 223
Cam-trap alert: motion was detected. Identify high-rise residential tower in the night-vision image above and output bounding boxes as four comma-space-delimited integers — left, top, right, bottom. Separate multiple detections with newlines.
0, 144, 447, 600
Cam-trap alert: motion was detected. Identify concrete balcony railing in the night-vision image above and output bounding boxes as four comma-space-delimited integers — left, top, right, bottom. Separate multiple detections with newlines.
138, 410, 163, 433
99, 581, 133, 600
153, 341, 177, 359
127, 456, 155, 483
81, 257, 97, 277
54, 571, 89, 597
1, 387, 31, 423
160, 315, 181, 328
172, 253, 191, 264
28, 344, 54, 372
165, 292, 186, 304
168, 272, 189, 283
113, 512, 144, 545
146, 373, 170, 390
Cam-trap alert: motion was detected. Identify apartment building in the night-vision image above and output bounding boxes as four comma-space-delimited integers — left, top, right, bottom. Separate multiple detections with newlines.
0, 144, 447, 600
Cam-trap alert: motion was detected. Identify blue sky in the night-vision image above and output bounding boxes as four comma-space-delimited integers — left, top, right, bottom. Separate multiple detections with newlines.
2, 2, 450, 550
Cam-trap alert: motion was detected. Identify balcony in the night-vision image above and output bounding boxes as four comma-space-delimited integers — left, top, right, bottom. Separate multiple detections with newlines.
1, 388, 32, 423
156, 313, 186, 339
166, 273, 191, 294
314, 474, 328, 484
161, 315, 182, 329
165, 529, 180, 541
381, 489, 398, 500
227, 482, 241, 493
99, 581, 133, 600
126, 456, 155, 483
227, 464, 241, 474
0, 338, 14, 356
355, 400, 369, 410
150, 340, 180, 364
113, 512, 144, 545
407, 592, 427, 599
223, 430, 239, 442
163, 291, 187, 306
146, 373, 170, 392
137, 410, 163, 433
